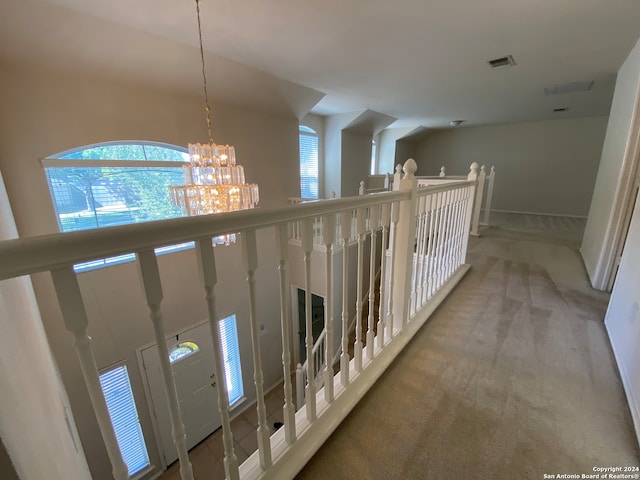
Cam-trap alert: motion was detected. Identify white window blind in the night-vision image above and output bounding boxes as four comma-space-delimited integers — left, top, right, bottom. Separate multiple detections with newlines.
99, 365, 150, 477
219, 314, 244, 406
299, 126, 319, 199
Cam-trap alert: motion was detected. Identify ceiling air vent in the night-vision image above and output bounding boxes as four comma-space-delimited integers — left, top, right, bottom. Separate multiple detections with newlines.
488, 55, 516, 69
553, 107, 569, 112
544, 81, 594, 96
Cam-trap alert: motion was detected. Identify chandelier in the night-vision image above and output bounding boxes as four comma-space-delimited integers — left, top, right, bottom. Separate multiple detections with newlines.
169, 0, 259, 238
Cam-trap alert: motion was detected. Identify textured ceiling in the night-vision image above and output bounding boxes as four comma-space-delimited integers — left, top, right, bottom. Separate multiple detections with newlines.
1, 0, 640, 128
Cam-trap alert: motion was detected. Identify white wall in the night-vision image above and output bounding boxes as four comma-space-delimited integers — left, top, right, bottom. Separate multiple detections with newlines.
413, 116, 608, 216
581, 39, 640, 289
605, 189, 640, 445
377, 127, 416, 174
0, 59, 300, 480
0, 172, 92, 480
341, 130, 373, 197
396, 140, 418, 171
585, 38, 640, 445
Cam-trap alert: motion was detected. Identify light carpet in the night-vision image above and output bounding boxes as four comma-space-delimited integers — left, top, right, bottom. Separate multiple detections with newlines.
297, 220, 639, 479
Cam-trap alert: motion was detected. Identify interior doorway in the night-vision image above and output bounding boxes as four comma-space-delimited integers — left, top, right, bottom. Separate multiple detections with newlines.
296, 289, 325, 364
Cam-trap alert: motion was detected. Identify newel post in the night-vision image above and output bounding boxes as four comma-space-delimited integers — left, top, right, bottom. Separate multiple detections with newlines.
391, 159, 418, 329
470, 164, 485, 236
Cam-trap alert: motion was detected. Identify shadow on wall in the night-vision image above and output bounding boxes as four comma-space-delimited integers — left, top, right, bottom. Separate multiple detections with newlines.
0, 439, 19, 480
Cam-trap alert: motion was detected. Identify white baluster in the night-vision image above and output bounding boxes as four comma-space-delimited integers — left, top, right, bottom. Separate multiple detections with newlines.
195, 240, 240, 480
274, 224, 297, 444
241, 230, 272, 469
446, 188, 460, 279
366, 205, 379, 361
442, 189, 454, 283
377, 203, 390, 349
413, 195, 427, 314
424, 193, 437, 301
436, 190, 450, 290
483, 166, 496, 226
432, 192, 445, 296
137, 250, 194, 480
386, 201, 400, 339
50, 267, 129, 480
300, 219, 316, 421
340, 210, 351, 387
354, 208, 366, 372
322, 213, 335, 402
418, 194, 433, 308
391, 159, 418, 328
295, 363, 304, 410
453, 187, 465, 269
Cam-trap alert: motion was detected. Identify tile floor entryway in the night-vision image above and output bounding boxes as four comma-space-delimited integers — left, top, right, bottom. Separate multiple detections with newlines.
158, 385, 285, 480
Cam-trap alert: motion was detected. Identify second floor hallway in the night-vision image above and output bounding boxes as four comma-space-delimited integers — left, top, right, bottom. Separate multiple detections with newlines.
159, 213, 640, 479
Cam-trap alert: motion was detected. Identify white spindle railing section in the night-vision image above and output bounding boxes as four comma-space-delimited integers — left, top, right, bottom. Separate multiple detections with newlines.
0, 159, 477, 480
295, 329, 327, 410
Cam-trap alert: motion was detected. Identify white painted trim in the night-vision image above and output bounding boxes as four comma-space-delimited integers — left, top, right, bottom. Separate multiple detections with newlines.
590, 69, 640, 292
238, 264, 471, 480
491, 208, 588, 219
605, 323, 640, 448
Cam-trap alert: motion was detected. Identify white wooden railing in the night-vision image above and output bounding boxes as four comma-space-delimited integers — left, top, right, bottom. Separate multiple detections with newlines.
0, 159, 476, 480
295, 330, 327, 409
434, 164, 497, 230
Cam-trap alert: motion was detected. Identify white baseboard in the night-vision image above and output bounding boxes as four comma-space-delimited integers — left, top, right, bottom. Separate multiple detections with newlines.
490, 209, 587, 219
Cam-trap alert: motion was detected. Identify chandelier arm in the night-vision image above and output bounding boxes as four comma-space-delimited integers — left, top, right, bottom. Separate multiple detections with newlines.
195, 0, 214, 145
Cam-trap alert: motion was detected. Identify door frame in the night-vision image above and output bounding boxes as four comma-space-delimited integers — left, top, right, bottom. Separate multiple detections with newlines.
591, 75, 640, 292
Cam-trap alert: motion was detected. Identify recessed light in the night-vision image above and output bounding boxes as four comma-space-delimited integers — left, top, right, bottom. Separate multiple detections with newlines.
449, 120, 464, 127
488, 55, 516, 69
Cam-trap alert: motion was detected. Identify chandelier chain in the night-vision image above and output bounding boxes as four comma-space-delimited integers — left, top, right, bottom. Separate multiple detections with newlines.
195, 0, 214, 145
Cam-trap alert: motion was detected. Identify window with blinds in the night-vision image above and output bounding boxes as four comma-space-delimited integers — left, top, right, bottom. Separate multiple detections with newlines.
219, 314, 244, 406
371, 139, 377, 175
99, 364, 150, 477
299, 125, 319, 199
42, 141, 193, 272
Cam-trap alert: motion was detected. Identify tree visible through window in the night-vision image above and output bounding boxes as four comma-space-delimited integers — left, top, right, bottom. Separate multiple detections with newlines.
299, 126, 319, 199
43, 142, 192, 271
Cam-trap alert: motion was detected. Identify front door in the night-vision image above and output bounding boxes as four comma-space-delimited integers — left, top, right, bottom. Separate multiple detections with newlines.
140, 321, 221, 466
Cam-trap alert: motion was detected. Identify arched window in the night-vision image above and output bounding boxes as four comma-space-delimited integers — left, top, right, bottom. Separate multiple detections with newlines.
43, 141, 192, 271
299, 126, 319, 199
169, 341, 200, 363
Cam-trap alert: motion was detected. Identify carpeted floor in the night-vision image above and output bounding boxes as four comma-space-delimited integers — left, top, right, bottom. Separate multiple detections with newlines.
297, 216, 640, 479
